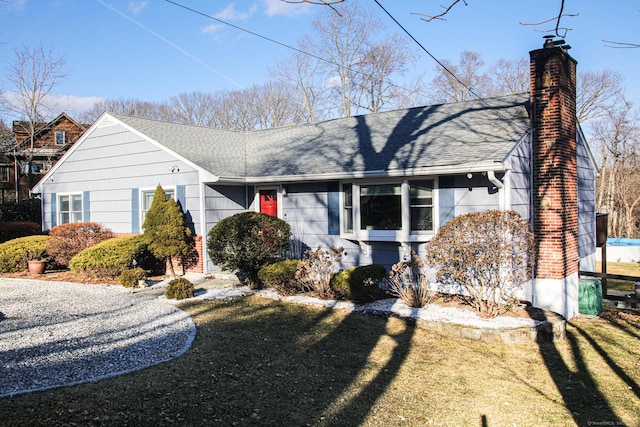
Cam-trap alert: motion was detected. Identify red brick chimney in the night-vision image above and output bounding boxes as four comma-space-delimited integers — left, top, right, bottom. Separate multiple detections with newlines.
529, 36, 579, 318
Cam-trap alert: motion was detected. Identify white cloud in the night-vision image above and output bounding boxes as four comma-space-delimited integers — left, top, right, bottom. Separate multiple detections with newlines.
1, 91, 102, 121
201, 23, 225, 34
128, 0, 148, 16
214, 3, 257, 21
260, 0, 311, 17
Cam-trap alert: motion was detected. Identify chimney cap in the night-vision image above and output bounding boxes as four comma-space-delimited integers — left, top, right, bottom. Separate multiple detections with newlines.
543, 35, 568, 49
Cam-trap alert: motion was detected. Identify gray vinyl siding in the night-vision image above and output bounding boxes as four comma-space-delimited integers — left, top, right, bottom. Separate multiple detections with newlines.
450, 174, 500, 216
577, 133, 596, 259
204, 185, 251, 232
40, 123, 201, 234
281, 182, 359, 259
505, 135, 532, 221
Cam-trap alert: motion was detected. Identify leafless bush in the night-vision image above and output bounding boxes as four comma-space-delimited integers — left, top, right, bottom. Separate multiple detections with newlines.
426, 210, 534, 318
296, 245, 344, 299
386, 251, 435, 308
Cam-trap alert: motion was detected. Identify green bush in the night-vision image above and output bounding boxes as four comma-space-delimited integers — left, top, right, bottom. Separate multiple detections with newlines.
0, 235, 49, 273
119, 267, 147, 288
165, 277, 195, 300
70, 235, 162, 278
0, 221, 44, 243
258, 260, 301, 295
0, 199, 41, 223
207, 212, 291, 288
46, 222, 114, 267
330, 264, 387, 302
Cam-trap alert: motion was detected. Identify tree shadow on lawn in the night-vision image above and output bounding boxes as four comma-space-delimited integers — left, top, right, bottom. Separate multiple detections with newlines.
0, 296, 416, 426
532, 308, 639, 426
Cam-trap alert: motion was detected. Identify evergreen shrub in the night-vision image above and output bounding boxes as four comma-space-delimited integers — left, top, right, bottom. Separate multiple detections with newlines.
70, 235, 161, 278
330, 264, 387, 302
0, 235, 49, 273
165, 277, 195, 300
119, 267, 147, 288
258, 259, 301, 295
207, 212, 291, 288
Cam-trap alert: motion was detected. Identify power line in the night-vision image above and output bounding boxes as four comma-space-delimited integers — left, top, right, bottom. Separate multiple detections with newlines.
372, 0, 529, 133
164, 0, 429, 108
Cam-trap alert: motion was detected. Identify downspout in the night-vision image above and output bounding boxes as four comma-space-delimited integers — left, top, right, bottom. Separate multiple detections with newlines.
487, 170, 505, 210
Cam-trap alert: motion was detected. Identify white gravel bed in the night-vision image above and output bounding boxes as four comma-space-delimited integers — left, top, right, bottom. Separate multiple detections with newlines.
186, 286, 544, 329
0, 278, 196, 398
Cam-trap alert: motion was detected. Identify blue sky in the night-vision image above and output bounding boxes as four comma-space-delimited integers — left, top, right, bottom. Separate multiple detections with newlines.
1, 0, 638, 121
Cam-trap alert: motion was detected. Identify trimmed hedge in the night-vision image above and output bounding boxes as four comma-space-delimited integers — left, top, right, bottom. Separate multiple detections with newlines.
165, 277, 195, 300
0, 235, 49, 273
207, 212, 291, 288
258, 260, 301, 295
70, 235, 162, 278
330, 264, 387, 302
0, 221, 44, 243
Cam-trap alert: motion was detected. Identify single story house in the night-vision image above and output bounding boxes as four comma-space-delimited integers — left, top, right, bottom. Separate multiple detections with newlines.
33, 39, 597, 319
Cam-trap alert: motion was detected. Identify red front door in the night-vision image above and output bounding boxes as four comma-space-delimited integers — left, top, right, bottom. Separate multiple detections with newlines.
260, 190, 278, 217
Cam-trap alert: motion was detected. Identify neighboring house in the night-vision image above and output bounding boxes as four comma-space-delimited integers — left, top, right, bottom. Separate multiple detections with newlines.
3, 112, 89, 202
33, 39, 596, 319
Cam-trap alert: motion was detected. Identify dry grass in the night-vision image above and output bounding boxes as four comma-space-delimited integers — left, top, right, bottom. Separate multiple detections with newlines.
1, 296, 639, 426
596, 261, 640, 292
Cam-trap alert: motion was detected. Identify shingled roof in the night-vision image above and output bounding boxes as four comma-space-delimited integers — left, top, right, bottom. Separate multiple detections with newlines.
112, 93, 531, 183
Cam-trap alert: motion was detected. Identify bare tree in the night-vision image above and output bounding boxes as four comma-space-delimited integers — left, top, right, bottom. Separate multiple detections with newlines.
79, 98, 171, 123
311, 0, 384, 117
1, 45, 68, 188
352, 33, 423, 113
591, 95, 640, 237
269, 36, 328, 123
486, 58, 529, 96
169, 91, 217, 127
428, 51, 489, 103
576, 70, 624, 123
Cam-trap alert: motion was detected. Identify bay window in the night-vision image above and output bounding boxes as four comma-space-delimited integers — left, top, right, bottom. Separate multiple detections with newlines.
342, 180, 435, 239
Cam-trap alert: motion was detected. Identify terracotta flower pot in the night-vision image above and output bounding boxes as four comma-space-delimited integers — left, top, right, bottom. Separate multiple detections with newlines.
27, 260, 47, 274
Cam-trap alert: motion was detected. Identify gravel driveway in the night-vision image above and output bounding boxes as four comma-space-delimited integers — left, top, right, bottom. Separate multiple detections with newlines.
0, 278, 195, 397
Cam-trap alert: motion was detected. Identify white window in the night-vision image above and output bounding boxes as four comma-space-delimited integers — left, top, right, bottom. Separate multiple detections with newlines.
342, 180, 435, 241
140, 188, 175, 224
55, 131, 65, 145
58, 194, 82, 225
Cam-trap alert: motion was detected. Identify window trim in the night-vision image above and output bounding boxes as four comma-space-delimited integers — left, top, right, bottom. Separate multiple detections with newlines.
340, 179, 439, 242
139, 186, 176, 227
57, 192, 83, 225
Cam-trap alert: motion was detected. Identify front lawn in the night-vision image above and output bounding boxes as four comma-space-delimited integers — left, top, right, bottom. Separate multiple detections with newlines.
1, 296, 639, 426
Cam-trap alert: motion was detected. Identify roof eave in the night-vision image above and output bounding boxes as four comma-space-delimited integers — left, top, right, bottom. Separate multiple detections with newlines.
210, 161, 507, 184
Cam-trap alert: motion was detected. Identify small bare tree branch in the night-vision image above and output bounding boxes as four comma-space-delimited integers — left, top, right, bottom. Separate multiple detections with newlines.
411, 0, 468, 22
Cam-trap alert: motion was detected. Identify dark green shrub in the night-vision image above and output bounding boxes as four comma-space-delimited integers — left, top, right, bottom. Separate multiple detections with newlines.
0, 199, 41, 223
0, 221, 44, 243
330, 264, 387, 302
0, 235, 49, 273
165, 277, 195, 300
70, 235, 161, 278
258, 260, 301, 295
46, 222, 114, 267
207, 212, 291, 288
119, 267, 147, 288
142, 185, 192, 277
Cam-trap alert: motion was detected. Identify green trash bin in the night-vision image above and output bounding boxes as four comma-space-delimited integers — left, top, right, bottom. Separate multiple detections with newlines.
579, 278, 604, 318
